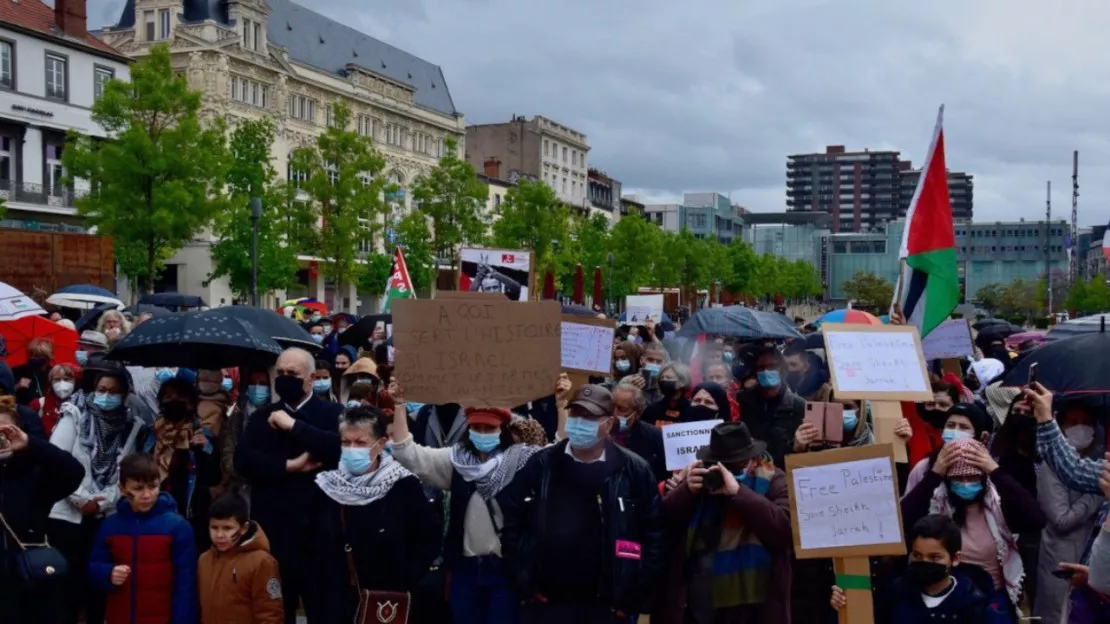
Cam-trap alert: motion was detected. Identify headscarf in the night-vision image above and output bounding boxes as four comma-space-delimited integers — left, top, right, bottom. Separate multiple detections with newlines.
969, 359, 1005, 399
614, 340, 643, 378
684, 382, 730, 422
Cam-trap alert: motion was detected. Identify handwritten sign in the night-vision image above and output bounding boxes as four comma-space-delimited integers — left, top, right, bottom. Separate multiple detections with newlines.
392, 299, 561, 408
786, 444, 906, 559
821, 323, 932, 402
920, 318, 973, 361
625, 294, 663, 326
561, 317, 615, 375
662, 419, 722, 471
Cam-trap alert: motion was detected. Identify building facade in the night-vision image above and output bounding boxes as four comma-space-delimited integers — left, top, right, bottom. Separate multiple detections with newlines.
0, 0, 131, 232
743, 212, 831, 288
100, 0, 464, 309
464, 115, 597, 216
587, 168, 622, 222
787, 145, 975, 233
619, 195, 645, 220
644, 192, 743, 243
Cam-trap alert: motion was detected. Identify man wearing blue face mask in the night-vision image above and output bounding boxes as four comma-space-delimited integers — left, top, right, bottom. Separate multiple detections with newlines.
610, 382, 668, 482
736, 346, 805, 468
500, 384, 662, 624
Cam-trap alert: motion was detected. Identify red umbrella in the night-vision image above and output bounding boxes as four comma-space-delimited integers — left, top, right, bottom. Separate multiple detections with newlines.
572, 264, 584, 305
542, 271, 556, 300
592, 266, 603, 307
0, 316, 79, 369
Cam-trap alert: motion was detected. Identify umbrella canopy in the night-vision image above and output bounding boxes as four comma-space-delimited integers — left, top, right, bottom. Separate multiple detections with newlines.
0, 282, 44, 321
1001, 326, 1110, 393
972, 318, 1021, 334
47, 291, 123, 310
816, 309, 883, 326
803, 331, 826, 350
0, 316, 78, 368
561, 304, 596, 318
1045, 314, 1110, 341
1004, 331, 1047, 349
56, 284, 116, 297
592, 267, 603, 308
339, 314, 391, 350
123, 303, 173, 318
76, 302, 122, 332
677, 307, 803, 341
542, 271, 556, 300
572, 265, 584, 305
217, 305, 321, 352
139, 292, 208, 310
281, 298, 328, 315
106, 310, 283, 370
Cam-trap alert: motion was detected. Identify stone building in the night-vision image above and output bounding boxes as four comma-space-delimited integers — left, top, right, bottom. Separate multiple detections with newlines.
99, 0, 464, 309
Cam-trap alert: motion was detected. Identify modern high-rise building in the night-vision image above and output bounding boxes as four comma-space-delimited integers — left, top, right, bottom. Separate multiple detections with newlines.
786, 145, 975, 233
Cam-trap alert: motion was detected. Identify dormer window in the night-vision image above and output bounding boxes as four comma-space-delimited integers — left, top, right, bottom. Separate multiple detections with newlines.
242, 17, 263, 51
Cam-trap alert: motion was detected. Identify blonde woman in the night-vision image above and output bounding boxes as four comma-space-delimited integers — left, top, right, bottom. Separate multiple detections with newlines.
96, 310, 131, 346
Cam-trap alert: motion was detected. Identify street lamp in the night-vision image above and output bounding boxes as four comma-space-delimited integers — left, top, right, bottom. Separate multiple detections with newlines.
250, 197, 262, 307
607, 252, 614, 316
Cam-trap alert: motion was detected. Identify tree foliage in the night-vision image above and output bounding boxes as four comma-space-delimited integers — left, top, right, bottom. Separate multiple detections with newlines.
392, 212, 438, 291
558, 212, 612, 294
209, 118, 305, 300
491, 179, 569, 276
410, 137, 488, 266
606, 213, 661, 298
290, 102, 391, 293
996, 279, 1041, 319
841, 271, 894, 310
62, 44, 230, 292
974, 283, 1004, 313
1065, 277, 1110, 315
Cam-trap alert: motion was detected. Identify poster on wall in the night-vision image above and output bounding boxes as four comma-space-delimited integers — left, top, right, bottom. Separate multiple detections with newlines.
458, 248, 533, 301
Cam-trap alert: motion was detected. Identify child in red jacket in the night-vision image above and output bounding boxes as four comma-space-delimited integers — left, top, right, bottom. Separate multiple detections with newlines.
89, 453, 198, 624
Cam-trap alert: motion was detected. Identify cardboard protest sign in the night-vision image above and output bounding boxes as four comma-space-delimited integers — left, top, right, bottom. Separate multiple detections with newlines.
436, 291, 508, 301
920, 318, 973, 361
661, 420, 722, 471
821, 323, 932, 402
392, 299, 561, 408
785, 444, 906, 559
561, 315, 615, 375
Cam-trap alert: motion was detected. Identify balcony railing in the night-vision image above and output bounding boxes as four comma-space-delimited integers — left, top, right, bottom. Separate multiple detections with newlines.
0, 180, 88, 208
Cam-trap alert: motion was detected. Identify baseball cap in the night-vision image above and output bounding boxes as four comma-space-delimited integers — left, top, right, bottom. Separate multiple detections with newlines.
570, 384, 613, 418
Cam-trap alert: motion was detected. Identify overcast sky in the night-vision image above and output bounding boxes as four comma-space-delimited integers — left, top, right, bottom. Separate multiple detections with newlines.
87, 0, 1110, 227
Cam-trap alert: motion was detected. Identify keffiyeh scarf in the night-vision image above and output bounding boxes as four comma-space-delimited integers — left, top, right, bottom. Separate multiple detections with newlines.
450, 443, 541, 500
78, 397, 132, 490
153, 417, 195, 483
929, 480, 1024, 606
316, 453, 412, 506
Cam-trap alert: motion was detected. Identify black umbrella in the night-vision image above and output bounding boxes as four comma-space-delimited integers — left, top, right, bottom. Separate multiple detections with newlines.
561, 304, 596, 318
1001, 320, 1110, 393
339, 314, 392, 349
106, 310, 283, 370
972, 318, 1021, 334
138, 292, 208, 310
803, 331, 825, 350
122, 303, 173, 318
76, 302, 121, 331
677, 307, 802, 341
217, 305, 321, 352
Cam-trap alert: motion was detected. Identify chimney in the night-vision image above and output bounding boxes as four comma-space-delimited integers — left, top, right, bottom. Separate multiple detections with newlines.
483, 158, 501, 179
55, 0, 89, 40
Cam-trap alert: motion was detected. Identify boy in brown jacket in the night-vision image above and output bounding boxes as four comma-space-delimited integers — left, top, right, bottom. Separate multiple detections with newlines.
197, 493, 284, 624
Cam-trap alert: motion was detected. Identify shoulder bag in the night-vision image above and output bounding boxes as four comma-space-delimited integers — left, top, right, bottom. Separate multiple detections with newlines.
0, 510, 67, 585
340, 508, 411, 624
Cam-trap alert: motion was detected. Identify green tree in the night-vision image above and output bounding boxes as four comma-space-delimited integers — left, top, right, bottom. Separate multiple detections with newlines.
210, 118, 305, 300
392, 212, 438, 291
558, 212, 611, 293
974, 283, 1005, 313
648, 230, 682, 289
787, 259, 822, 299
841, 271, 894, 310
1064, 279, 1089, 313
410, 137, 489, 267
356, 252, 393, 302
290, 102, 391, 297
62, 44, 230, 292
606, 214, 660, 297
997, 279, 1040, 319
1074, 277, 1110, 314
723, 239, 759, 295
491, 179, 569, 277
671, 230, 712, 290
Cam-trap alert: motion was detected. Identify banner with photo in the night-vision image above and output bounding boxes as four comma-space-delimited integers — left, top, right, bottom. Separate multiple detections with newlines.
458, 247, 534, 301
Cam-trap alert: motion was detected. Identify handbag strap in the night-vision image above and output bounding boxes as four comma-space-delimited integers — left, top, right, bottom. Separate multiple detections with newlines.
0, 510, 44, 551
483, 498, 502, 538
338, 509, 361, 589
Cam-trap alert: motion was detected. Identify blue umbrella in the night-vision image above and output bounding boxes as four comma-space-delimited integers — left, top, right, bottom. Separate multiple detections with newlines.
678, 307, 802, 341
56, 284, 116, 298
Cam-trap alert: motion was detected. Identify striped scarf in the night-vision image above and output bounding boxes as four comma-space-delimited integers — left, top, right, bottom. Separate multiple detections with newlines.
686, 455, 776, 608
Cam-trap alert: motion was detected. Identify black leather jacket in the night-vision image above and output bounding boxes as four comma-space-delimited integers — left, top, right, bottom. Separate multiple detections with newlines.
499, 440, 663, 614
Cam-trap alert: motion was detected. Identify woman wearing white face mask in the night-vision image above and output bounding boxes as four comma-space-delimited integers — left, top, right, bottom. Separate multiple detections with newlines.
311, 407, 440, 623
40, 363, 79, 438
1033, 401, 1105, 622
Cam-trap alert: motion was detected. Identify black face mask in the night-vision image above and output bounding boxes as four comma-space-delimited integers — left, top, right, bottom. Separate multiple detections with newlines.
686, 405, 719, 422
28, 358, 49, 370
917, 403, 949, 429
659, 380, 679, 396
160, 401, 190, 423
906, 560, 950, 588
274, 375, 306, 405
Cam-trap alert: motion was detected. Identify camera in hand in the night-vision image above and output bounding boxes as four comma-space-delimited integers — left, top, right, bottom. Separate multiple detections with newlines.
703, 465, 724, 492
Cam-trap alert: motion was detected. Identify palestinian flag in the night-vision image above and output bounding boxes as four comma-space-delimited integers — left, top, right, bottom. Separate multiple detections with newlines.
381, 246, 415, 313
893, 105, 959, 338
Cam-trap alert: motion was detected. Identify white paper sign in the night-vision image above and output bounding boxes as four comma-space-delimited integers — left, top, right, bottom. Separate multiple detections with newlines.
561, 322, 615, 374
920, 319, 973, 361
823, 328, 930, 396
661, 419, 723, 471
625, 294, 664, 326
792, 457, 902, 550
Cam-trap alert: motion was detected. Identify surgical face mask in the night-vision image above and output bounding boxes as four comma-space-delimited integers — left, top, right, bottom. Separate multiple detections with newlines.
76, 350, 88, 366
221, 378, 234, 392
321, 324, 333, 334
949, 480, 983, 501
722, 351, 734, 362
155, 368, 176, 383
246, 385, 270, 406
756, 370, 781, 388
341, 447, 373, 474
643, 363, 661, 378
310, 314, 322, 323
93, 392, 122, 411
345, 400, 361, 409
383, 440, 393, 456
941, 429, 972, 445
1065, 424, 1095, 450
312, 379, 332, 394
843, 409, 858, 431
311, 334, 324, 344
615, 359, 631, 373
565, 416, 602, 449
617, 416, 631, 431
52, 381, 75, 400
469, 429, 501, 453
